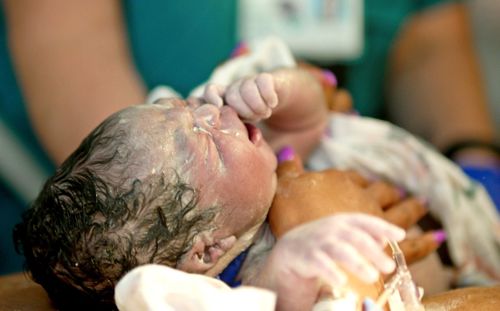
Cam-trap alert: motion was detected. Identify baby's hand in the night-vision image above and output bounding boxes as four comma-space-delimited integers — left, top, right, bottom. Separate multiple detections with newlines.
204, 73, 279, 122
271, 213, 405, 287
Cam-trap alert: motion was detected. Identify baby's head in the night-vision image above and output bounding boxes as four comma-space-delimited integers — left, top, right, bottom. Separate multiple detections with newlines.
14, 98, 278, 310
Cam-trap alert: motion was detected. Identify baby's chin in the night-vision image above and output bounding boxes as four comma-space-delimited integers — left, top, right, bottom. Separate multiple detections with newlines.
258, 140, 278, 172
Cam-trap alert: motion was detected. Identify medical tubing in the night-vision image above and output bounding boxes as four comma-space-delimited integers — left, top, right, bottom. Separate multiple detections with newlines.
388, 241, 425, 311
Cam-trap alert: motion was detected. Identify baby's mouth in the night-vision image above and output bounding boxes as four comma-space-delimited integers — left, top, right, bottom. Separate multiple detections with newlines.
244, 123, 262, 145
219, 106, 262, 144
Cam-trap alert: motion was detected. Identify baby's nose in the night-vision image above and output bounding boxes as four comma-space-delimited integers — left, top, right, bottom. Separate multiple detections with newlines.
193, 104, 221, 129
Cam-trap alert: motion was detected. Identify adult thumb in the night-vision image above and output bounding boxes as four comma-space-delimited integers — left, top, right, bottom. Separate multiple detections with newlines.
276, 146, 304, 179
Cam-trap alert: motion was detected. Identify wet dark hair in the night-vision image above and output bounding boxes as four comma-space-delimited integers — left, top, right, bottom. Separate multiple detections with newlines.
13, 113, 216, 310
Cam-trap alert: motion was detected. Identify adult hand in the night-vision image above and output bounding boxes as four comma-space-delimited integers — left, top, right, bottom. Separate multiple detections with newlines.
270, 152, 441, 265
261, 154, 407, 310
297, 62, 353, 113
269, 154, 386, 237
356, 173, 445, 265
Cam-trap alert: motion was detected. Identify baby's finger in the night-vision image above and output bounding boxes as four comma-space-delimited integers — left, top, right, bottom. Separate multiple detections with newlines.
306, 251, 348, 287
365, 181, 402, 208
341, 227, 396, 274
240, 78, 270, 117
186, 97, 203, 109
383, 198, 427, 229
204, 84, 225, 108
326, 241, 379, 284
255, 73, 278, 109
341, 214, 406, 242
225, 82, 255, 120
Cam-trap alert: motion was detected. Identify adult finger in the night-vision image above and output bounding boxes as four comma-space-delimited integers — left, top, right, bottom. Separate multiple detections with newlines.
399, 230, 446, 265
365, 181, 402, 208
276, 147, 304, 179
343, 170, 370, 187
383, 198, 427, 229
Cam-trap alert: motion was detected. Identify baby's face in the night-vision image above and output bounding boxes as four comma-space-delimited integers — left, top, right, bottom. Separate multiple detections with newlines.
116, 98, 277, 237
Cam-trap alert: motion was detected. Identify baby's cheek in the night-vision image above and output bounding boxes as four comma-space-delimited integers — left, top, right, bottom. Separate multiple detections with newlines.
225, 171, 273, 217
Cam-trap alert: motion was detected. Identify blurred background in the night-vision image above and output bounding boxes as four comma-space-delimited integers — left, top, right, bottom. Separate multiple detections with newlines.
467, 0, 500, 136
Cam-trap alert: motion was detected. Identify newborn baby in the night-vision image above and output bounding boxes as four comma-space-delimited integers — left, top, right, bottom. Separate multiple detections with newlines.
14, 67, 405, 310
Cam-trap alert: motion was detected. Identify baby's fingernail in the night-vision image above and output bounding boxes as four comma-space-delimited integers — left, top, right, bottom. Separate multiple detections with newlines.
277, 146, 295, 163
433, 229, 447, 244
322, 69, 337, 87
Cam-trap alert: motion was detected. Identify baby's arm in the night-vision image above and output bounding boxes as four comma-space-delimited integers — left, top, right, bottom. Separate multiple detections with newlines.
244, 214, 404, 311
260, 68, 330, 158
205, 67, 329, 158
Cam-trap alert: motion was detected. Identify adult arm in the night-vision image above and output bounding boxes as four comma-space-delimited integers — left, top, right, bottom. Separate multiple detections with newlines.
4, 0, 147, 164
387, 3, 496, 158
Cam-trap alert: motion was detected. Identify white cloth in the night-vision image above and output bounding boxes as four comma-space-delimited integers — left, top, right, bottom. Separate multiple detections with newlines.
115, 264, 276, 311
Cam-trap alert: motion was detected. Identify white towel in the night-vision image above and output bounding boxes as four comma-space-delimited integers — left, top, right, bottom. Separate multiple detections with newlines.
115, 264, 276, 311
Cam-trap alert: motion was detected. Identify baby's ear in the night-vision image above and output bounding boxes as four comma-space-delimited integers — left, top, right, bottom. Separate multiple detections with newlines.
176, 234, 236, 274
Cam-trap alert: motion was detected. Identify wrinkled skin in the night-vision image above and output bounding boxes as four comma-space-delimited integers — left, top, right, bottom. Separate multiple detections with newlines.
109, 98, 278, 275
